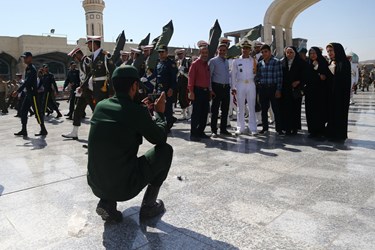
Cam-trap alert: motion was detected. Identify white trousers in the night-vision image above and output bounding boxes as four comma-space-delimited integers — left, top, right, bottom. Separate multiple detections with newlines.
236, 82, 257, 132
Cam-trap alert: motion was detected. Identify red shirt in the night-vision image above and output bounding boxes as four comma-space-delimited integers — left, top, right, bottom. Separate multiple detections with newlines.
188, 58, 211, 92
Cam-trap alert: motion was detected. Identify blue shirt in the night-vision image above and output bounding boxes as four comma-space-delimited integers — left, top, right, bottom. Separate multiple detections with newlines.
208, 56, 230, 85
255, 56, 283, 91
155, 58, 178, 92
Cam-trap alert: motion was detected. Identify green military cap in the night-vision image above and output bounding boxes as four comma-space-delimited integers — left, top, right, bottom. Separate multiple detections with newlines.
112, 65, 139, 80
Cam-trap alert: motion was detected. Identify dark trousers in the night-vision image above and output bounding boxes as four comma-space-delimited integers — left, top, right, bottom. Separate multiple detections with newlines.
73, 92, 95, 127
259, 85, 281, 132
165, 96, 174, 125
191, 87, 210, 136
177, 77, 189, 109
68, 90, 76, 115
211, 82, 230, 132
21, 94, 43, 125
42, 91, 59, 113
119, 143, 173, 201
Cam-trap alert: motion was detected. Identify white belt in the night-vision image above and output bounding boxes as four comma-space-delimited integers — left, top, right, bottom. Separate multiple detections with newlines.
93, 76, 107, 81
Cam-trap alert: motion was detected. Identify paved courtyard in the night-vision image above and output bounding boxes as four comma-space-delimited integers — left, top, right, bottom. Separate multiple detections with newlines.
0, 91, 374, 250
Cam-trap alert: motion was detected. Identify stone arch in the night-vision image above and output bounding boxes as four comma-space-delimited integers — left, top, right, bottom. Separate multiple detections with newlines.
33, 52, 71, 80
0, 52, 18, 80
263, 0, 320, 57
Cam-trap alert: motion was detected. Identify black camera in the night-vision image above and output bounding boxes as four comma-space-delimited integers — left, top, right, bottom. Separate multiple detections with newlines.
148, 93, 161, 102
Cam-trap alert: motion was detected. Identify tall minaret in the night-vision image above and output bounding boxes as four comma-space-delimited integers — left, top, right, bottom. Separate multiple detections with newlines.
82, 0, 105, 38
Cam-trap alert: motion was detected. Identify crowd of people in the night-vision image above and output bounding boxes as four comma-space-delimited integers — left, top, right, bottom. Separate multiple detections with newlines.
187, 39, 356, 142
0, 35, 366, 222
1, 36, 368, 142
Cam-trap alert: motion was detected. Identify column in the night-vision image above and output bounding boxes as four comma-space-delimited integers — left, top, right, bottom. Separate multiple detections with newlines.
263, 23, 272, 45
285, 27, 293, 47
275, 25, 284, 58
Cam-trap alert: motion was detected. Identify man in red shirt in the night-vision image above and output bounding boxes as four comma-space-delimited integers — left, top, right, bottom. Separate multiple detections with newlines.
188, 41, 212, 141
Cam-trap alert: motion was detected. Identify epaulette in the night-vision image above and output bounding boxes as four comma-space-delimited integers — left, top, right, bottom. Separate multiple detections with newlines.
102, 50, 112, 59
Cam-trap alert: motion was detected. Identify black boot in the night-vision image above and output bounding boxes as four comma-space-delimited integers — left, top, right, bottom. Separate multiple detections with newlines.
140, 185, 165, 219
14, 124, 27, 137
56, 111, 62, 118
96, 199, 123, 222
35, 124, 48, 136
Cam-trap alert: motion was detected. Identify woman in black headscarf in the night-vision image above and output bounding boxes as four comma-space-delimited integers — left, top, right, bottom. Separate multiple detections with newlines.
325, 43, 351, 141
280, 46, 307, 135
305, 47, 330, 138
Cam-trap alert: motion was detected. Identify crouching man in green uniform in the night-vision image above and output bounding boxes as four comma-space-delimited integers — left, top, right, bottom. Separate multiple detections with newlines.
87, 65, 173, 222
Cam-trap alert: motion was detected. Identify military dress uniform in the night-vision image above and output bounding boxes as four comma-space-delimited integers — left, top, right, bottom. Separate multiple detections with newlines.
40, 68, 62, 118
62, 47, 95, 140
155, 46, 178, 129
14, 52, 47, 136
63, 63, 81, 118
85, 49, 115, 104
231, 54, 258, 135
75, 55, 95, 118
88, 65, 173, 222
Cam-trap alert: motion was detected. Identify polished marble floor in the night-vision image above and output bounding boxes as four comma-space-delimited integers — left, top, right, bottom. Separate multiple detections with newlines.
0, 91, 374, 249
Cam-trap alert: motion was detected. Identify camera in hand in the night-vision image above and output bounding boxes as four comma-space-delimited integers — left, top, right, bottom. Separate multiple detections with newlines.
148, 93, 161, 102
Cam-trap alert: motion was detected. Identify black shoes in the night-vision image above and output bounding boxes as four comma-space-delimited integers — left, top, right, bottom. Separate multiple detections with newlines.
14, 130, 27, 137
259, 129, 268, 134
220, 130, 232, 136
35, 130, 48, 136
140, 185, 165, 219
96, 199, 123, 223
35, 124, 48, 136
199, 133, 211, 139
140, 199, 165, 219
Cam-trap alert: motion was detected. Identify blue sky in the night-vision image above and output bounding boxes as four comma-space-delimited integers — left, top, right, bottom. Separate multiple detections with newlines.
1, 0, 374, 61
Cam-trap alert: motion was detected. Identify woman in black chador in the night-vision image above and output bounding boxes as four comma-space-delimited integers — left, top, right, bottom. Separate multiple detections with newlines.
305, 47, 330, 138
325, 43, 351, 141
280, 46, 307, 135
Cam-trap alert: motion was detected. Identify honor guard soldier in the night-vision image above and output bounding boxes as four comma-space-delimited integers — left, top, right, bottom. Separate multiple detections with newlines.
117, 50, 130, 67
40, 64, 63, 118
13, 52, 47, 137
155, 45, 178, 132
85, 36, 115, 104
62, 46, 95, 140
63, 36, 114, 140
87, 65, 173, 222
63, 61, 81, 119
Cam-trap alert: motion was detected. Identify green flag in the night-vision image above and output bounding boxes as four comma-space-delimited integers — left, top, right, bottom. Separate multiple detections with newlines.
227, 24, 262, 58
208, 19, 222, 60
133, 33, 151, 71
147, 20, 174, 71
111, 30, 126, 65
137, 33, 150, 50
